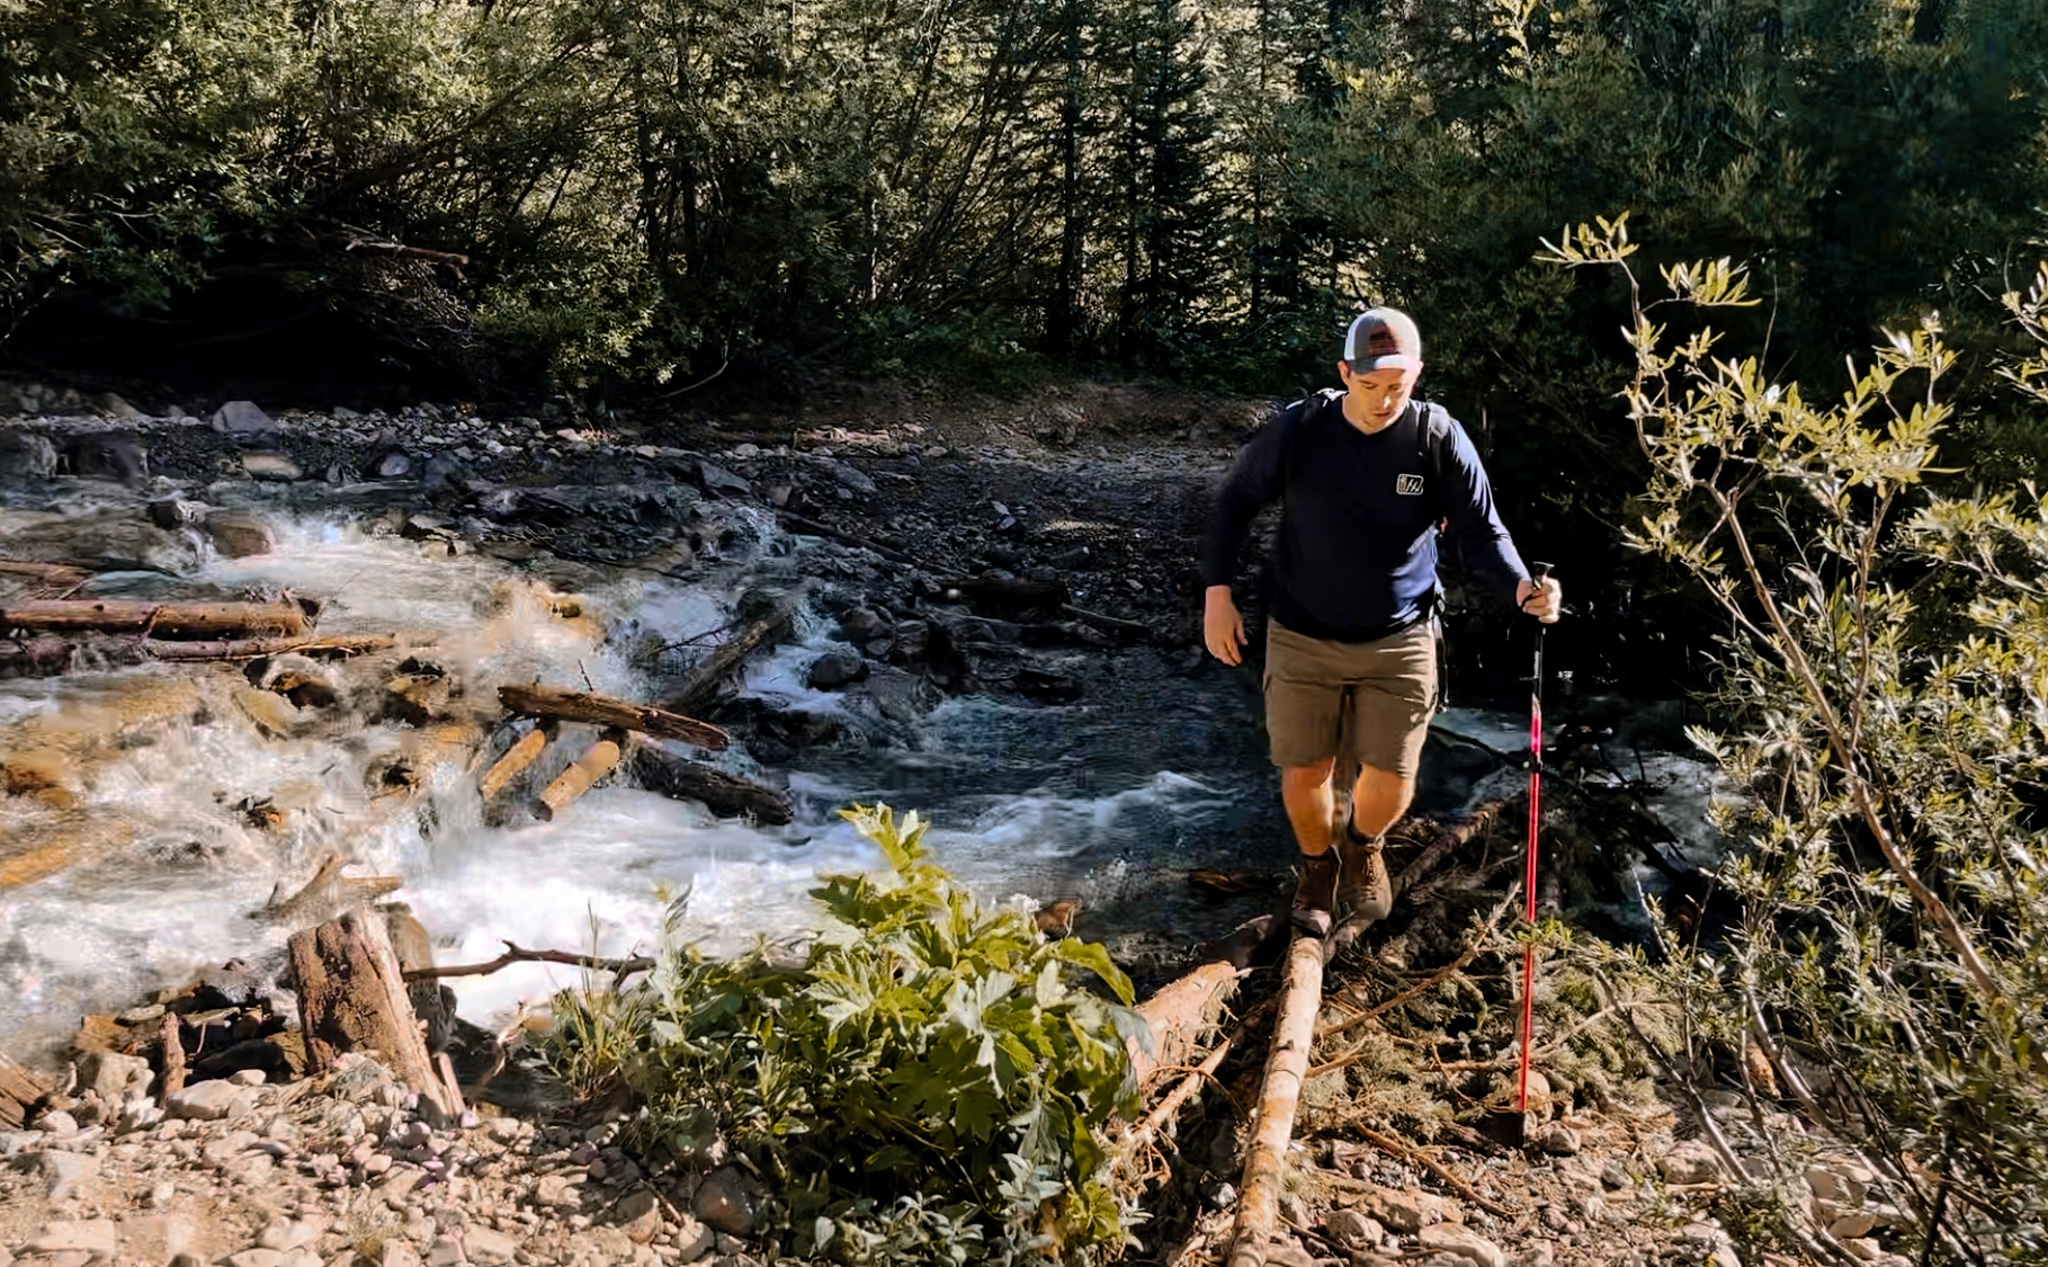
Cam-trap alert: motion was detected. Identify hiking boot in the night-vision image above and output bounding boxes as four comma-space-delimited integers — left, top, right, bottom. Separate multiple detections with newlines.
1291, 851, 1340, 938
1337, 820, 1393, 924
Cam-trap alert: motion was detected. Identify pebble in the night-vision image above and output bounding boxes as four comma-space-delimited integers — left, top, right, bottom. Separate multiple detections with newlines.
167, 1080, 249, 1121
1418, 1222, 1505, 1267
1656, 1140, 1725, 1185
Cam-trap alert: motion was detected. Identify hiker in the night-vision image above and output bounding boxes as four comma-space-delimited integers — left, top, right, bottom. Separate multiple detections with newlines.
1200, 308, 1560, 937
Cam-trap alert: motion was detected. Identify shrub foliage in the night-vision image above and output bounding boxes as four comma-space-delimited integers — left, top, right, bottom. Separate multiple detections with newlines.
545, 804, 1144, 1266
1545, 221, 2048, 1260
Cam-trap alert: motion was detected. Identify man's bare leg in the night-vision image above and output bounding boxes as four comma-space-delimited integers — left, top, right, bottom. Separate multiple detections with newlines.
1347, 764, 1414, 838
1280, 759, 1339, 854
1279, 759, 1342, 935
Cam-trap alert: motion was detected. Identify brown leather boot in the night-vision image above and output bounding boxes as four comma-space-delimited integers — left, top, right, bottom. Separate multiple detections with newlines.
1337, 820, 1393, 924
1291, 851, 1340, 937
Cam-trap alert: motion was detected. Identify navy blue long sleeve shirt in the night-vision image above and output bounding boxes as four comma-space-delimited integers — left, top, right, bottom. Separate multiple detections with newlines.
1201, 394, 1529, 642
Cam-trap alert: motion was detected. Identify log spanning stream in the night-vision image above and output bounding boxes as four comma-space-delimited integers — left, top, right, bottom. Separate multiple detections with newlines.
0, 487, 1723, 1073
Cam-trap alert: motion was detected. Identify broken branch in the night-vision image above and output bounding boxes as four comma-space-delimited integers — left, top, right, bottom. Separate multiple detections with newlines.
404, 942, 654, 982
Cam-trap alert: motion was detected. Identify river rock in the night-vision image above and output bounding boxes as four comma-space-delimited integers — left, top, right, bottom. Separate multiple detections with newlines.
1350, 1185, 1444, 1235
691, 1166, 755, 1235
59, 431, 148, 483
1533, 1121, 1582, 1156
806, 652, 869, 690
1323, 1209, 1385, 1251
242, 452, 304, 482
204, 512, 276, 557
1417, 1223, 1504, 1267
1657, 1140, 1725, 1185
39, 1150, 99, 1200
698, 462, 751, 497
213, 400, 275, 433
837, 606, 891, 642
78, 1050, 153, 1104
832, 462, 876, 495
25, 1219, 117, 1256
96, 392, 149, 421
167, 1079, 249, 1121
671, 1214, 715, 1263
0, 431, 59, 479
616, 1188, 663, 1242
375, 450, 416, 479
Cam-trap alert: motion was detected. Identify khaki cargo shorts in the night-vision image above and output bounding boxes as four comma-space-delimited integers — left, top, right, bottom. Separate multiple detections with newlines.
1263, 618, 1437, 777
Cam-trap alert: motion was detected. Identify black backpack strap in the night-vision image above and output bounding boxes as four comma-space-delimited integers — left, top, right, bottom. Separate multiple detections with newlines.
1280, 388, 1343, 485
1415, 400, 1452, 519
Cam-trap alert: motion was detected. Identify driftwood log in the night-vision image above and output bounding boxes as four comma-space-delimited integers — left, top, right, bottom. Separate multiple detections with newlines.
628, 741, 794, 824
156, 1011, 187, 1099
1129, 960, 1242, 1087
0, 561, 92, 589
534, 729, 625, 821
479, 724, 554, 799
0, 1048, 50, 1129
288, 910, 461, 1121
0, 599, 309, 640
1227, 933, 1326, 1267
660, 597, 798, 716
499, 683, 728, 751
145, 634, 397, 661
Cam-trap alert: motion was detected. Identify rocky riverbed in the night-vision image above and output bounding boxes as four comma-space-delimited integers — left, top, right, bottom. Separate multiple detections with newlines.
1, 379, 1913, 1267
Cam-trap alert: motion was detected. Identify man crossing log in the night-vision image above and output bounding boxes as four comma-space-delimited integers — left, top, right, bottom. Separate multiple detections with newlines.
1201, 309, 1561, 937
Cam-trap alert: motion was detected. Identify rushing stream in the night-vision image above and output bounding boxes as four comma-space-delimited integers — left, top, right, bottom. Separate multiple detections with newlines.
1, 485, 1723, 1070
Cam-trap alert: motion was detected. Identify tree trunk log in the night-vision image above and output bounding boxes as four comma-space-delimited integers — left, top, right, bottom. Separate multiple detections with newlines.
0, 599, 309, 639
499, 683, 728, 751
1228, 934, 1326, 1267
288, 911, 460, 1121
1128, 960, 1241, 1086
0, 1047, 51, 1129
660, 598, 798, 716
627, 741, 793, 824
145, 634, 396, 661
479, 725, 554, 800
0, 561, 92, 589
534, 730, 624, 821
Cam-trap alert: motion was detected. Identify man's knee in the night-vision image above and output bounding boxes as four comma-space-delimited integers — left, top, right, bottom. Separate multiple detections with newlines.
1280, 759, 1336, 794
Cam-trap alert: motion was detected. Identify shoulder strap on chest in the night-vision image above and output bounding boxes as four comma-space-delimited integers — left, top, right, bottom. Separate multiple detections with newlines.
1414, 401, 1455, 515
1280, 388, 1344, 483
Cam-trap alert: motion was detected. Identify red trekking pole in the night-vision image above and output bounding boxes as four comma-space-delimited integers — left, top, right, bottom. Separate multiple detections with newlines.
1517, 562, 1553, 1119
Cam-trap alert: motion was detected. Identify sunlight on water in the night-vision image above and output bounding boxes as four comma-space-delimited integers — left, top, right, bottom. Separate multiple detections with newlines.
0, 501, 1266, 1066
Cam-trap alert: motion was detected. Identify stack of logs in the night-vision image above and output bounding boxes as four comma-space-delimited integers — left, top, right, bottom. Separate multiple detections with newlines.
0, 567, 398, 674
483, 683, 791, 826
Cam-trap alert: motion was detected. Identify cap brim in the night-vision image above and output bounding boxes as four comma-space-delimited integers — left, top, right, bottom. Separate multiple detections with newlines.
1348, 355, 1420, 373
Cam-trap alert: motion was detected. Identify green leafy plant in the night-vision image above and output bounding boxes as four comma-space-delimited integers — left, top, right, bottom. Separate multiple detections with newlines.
1542, 219, 2048, 1262
546, 803, 1144, 1266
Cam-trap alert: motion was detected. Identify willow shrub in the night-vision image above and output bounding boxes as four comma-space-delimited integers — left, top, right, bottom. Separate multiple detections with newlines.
544, 804, 1144, 1267
1543, 222, 2048, 1261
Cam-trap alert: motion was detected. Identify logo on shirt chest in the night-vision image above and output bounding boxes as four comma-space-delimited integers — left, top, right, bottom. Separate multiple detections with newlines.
1395, 473, 1426, 496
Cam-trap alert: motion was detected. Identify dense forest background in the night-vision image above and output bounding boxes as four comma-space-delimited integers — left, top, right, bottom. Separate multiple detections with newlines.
3, 0, 2042, 406
3, 0, 2046, 687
